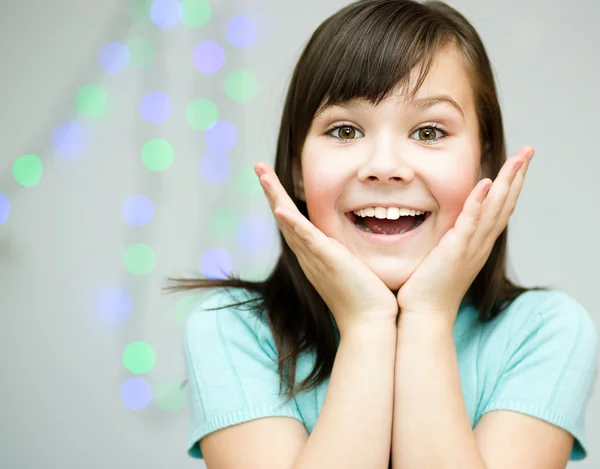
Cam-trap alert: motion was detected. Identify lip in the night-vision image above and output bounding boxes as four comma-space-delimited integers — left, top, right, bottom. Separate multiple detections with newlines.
344, 211, 432, 245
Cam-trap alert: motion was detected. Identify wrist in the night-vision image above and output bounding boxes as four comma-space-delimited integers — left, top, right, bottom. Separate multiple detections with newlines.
340, 318, 397, 344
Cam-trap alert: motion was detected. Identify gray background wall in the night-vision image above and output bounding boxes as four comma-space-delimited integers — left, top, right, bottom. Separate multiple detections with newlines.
0, 0, 598, 468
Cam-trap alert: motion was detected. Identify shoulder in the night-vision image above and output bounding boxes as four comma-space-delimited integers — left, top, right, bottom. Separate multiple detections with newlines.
477, 289, 598, 375
499, 290, 597, 345
183, 287, 277, 359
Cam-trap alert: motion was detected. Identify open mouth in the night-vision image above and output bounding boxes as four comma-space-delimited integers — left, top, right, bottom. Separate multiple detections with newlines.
345, 211, 431, 236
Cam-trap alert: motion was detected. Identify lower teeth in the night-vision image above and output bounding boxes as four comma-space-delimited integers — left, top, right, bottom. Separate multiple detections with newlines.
355, 216, 425, 234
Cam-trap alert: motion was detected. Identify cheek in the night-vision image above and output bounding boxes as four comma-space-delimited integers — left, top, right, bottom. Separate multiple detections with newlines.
431, 170, 478, 224
302, 168, 343, 228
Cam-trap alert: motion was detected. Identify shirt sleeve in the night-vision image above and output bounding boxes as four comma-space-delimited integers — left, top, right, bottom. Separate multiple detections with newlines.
478, 290, 598, 461
182, 288, 304, 459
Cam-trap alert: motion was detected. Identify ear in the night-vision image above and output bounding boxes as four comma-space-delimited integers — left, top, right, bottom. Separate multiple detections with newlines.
292, 159, 306, 202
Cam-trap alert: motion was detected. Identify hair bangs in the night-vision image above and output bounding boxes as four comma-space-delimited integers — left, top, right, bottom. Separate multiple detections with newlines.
313, 4, 453, 118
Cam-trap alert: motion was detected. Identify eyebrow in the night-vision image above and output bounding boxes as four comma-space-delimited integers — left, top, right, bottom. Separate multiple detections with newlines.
321, 94, 465, 121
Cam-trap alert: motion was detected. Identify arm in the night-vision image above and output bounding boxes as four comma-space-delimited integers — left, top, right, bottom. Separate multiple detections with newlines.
294, 321, 397, 469
391, 313, 487, 469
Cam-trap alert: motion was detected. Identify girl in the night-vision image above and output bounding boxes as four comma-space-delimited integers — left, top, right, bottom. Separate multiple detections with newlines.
168, 1, 598, 468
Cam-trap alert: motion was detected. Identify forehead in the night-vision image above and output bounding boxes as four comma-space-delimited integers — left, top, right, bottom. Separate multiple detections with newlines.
316, 45, 474, 118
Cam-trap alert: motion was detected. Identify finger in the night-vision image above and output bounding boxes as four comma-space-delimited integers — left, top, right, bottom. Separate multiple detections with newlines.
274, 207, 330, 254
256, 162, 301, 216
477, 148, 529, 237
255, 163, 333, 265
259, 177, 305, 254
452, 178, 493, 249
496, 147, 534, 230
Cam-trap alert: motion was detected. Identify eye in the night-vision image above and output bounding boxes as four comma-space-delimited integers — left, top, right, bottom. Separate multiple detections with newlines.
326, 122, 450, 145
326, 123, 364, 143
410, 123, 449, 145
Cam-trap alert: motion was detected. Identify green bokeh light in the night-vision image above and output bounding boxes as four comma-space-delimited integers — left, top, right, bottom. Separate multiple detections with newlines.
243, 266, 270, 282
154, 380, 188, 412
129, 0, 153, 23
186, 98, 218, 131
209, 206, 240, 238
124, 243, 155, 275
142, 139, 174, 171
13, 154, 43, 187
76, 84, 107, 118
225, 70, 258, 103
235, 165, 265, 198
175, 295, 199, 325
180, 0, 212, 28
127, 37, 156, 69
123, 341, 156, 374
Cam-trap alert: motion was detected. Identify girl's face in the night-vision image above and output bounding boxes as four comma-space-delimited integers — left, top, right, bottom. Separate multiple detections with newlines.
294, 46, 483, 292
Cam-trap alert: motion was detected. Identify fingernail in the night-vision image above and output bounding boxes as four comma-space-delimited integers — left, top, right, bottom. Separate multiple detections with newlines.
514, 160, 524, 171
525, 149, 534, 161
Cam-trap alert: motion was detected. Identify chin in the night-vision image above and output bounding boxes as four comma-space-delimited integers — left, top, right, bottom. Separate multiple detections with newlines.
364, 258, 419, 292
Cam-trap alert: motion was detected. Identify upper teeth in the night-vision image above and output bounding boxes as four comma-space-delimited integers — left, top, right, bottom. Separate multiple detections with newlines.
352, 207, 427, 220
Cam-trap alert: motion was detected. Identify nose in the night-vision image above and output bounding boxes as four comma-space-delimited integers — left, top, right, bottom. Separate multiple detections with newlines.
356, 148, 415, 184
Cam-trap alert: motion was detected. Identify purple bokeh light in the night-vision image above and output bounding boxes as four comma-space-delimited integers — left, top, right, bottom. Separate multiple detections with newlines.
150, 0, 181, 29
52, 122, 85, 159
97, 286, 133, 325
200, 248, 233, 280
120, 377, 152, 410
0, 193, 9, 224
122, 194, 155, 227
205, 121, 238, 153
192, 40, 225, 74
198, 152, 230, 183
236, 219, 276, 254
140, 92, 172, 124
226, 16, 258, 48
99, 42, 130, 74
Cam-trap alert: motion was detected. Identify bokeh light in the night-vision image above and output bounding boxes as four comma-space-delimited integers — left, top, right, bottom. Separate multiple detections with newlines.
99, 42, 130, 74
205, 121, 238, 153
122, 194, 154, 227
0, 194, 9, 224
235, 165, 265, 197
97, 286, 133, 325
141, 139, 174, 171
52, 122, 85, 159
180, 0, 212, 28
140, 92, 172, 124
236, 218, 275, 253
126, 37, 157, 69
209, 206, 240, 238
129, 0, 153, 23
154, 380, 187, 411
13, 154, 43, 187
200, 248, 233, 279
226, 16, 258, 48
225, 69, 257, 103
150, 0, 181, 29
121, 377, 153, 410
123, 243, 156, 275
174, 295, 199, 325
192, 40, 225, 74
186, 98, 218, 131
123, 341, 156, 374
76, 84, 108, 118
198, 152, 231, 183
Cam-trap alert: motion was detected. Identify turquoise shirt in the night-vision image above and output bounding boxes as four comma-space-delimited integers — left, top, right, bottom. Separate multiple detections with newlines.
183, 287, 598, 461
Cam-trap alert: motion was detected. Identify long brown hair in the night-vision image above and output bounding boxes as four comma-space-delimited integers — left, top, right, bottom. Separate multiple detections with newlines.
165, 0, 549, 403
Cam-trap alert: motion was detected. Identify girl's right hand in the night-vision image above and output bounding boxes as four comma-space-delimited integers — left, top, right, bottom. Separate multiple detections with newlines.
255, 162, 399, 337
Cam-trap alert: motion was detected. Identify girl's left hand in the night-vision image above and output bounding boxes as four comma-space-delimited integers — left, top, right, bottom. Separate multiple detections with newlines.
396, 146, 535, 325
